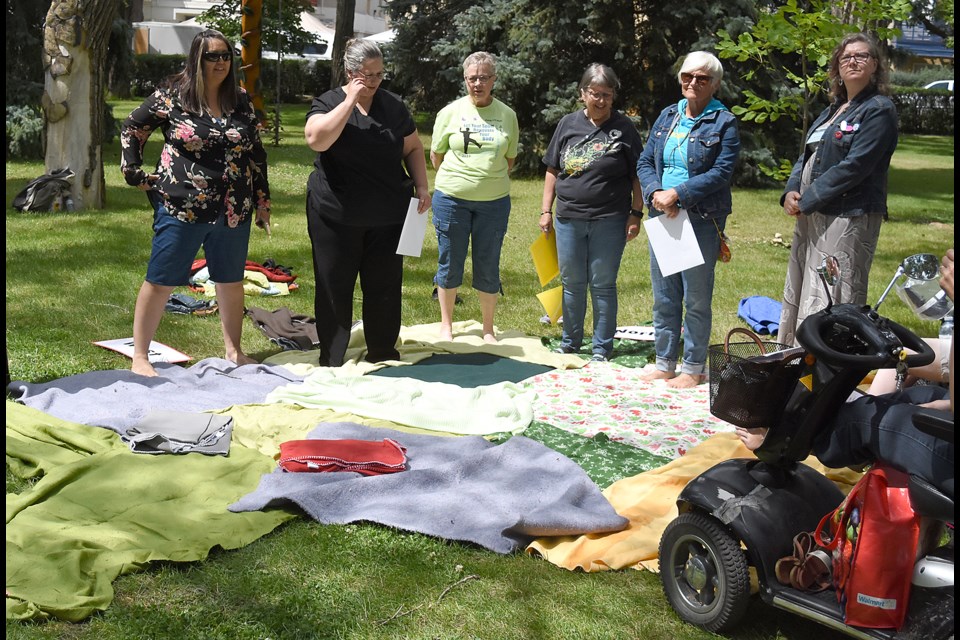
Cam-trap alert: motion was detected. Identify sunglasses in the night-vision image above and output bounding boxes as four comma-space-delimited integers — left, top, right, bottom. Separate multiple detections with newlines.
680, 73, 713, 86
202, 51, 232, 63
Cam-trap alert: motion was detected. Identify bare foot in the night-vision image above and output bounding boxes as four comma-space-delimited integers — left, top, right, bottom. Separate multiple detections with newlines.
483, 332, 498, 345
735, 426, 768, 451
229, 353, 259, 366
439, 325, 454, 341
131, 357, 159, 377
640, 369, 675, 382
666, 373, 704, 389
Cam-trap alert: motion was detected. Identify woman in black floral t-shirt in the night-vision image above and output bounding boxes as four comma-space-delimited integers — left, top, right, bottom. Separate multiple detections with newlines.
120, 29, 270, 377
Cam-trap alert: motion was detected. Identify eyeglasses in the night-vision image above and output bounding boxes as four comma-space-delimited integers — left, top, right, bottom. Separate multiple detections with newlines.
680, 73, 713, 86
352, 71, 386, 82
202, 51, 231, 62
585, 89, 614, 101
839, 52, 874, 66
465, 75, 493, 84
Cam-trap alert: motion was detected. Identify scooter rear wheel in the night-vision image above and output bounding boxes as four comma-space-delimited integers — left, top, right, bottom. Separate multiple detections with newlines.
659, 511, 751, 632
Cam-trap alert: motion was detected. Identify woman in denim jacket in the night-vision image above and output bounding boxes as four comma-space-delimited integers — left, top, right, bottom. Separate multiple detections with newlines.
637, 51, 740, 388
778, 33, 898, 346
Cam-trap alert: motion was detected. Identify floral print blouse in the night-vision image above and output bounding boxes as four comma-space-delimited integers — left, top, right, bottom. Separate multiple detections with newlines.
120, 86, 270, 226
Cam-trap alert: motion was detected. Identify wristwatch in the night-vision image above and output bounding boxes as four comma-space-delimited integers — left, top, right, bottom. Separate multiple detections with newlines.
630, 208, 643, 217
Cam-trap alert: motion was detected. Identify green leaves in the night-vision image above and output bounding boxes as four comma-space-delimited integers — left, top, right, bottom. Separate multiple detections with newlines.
717, 0, 911, 178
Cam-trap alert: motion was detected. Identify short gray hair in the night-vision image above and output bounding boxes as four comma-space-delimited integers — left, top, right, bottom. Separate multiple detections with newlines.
344, 38, 383, 74
678, 51, 723, 84
578, 63, 620, 94
463, 51, 497, 76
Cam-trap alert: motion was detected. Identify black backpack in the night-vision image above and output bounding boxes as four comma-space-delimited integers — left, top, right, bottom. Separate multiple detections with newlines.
12, 168, 75, 212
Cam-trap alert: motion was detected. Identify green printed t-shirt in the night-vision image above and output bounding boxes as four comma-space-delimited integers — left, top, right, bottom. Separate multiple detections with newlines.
431, 96, 519, 201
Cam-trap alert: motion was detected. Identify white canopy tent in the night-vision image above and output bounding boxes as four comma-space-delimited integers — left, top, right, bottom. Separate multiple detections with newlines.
366, 29, 396, 44
141, 13, 334, 60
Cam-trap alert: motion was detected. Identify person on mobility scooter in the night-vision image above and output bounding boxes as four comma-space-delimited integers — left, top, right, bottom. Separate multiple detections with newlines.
657, 249, 954, 639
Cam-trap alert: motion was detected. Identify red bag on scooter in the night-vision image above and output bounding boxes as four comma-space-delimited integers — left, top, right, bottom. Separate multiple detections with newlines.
813, 464, 919, 630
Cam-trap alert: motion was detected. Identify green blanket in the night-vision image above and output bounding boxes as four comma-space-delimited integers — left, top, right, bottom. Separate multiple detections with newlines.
5, 402, 294, 622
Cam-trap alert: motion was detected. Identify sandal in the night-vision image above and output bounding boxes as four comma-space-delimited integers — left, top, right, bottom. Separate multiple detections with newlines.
775, 531, 832, 592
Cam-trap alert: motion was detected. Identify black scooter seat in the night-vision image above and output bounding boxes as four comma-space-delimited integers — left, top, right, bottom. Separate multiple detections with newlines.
909, 475, 954, 522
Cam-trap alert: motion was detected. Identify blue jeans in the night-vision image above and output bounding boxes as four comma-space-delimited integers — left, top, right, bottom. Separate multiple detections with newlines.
555, 214, 628, 358
432, 190, 511, 294
648, 216, 722, 375
145, 193, 250, 286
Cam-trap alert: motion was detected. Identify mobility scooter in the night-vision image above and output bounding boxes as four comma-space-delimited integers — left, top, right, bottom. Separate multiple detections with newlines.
657, 254, 954, 639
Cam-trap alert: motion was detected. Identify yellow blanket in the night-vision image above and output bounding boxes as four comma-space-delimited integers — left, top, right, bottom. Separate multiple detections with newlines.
527, 432, 863, 572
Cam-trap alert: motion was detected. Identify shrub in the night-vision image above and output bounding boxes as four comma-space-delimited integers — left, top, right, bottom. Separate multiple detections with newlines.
130, 54, 188, 96
890, 67, 954, 88
6, 105, 44, 160
890, 88, 954, 135
129, 54, 332, 102
259, 59, 332, 102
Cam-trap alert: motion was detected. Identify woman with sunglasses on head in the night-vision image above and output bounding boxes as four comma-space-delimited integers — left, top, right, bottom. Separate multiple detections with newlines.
778, 33, 898, 347
120, 29, 270, 377
303, 38, 430, 367
636, 51, 740, 388
430, 51, 519, 344
540, 63, 645, 363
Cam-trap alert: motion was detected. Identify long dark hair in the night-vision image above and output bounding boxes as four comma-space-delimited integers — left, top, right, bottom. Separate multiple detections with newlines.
171, 29, 239, 115
828, 32, 890, 102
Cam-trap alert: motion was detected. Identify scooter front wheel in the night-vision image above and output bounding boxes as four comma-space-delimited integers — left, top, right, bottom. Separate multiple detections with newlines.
659, 511, 751, 632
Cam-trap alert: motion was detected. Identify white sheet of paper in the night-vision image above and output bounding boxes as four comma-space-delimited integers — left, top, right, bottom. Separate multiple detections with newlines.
396, 198, 428, 257
614, 325, 656, 341
643, 208, 704, 277
93, 338, 191, 363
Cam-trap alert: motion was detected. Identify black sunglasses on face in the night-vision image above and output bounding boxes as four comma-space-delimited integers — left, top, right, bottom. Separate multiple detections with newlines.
203, 52, 231, 62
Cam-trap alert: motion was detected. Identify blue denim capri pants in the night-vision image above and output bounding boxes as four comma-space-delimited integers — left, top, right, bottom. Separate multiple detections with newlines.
431, 189, 510, 294
145, 195, 251, 286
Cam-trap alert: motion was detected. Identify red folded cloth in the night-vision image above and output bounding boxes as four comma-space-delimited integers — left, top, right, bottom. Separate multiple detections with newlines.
278, 438, 407, 475
245, 260, 298, 283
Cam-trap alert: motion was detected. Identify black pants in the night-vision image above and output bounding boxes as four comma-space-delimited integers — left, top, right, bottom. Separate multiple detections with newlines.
306, 213, 404, 367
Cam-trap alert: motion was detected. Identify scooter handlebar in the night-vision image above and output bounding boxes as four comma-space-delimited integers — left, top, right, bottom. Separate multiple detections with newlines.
797, 304, 936, 369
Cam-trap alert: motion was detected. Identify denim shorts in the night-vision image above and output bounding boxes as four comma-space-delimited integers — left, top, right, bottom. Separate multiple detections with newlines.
432, 190, 510, 293
145, 196, 251, 286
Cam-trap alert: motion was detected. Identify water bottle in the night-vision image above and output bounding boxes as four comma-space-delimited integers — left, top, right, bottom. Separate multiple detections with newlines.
939, 313, 953, 383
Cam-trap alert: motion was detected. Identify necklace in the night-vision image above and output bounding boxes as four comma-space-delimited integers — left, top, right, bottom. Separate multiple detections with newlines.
825, 102, 851, 127
666, 112, 694, 167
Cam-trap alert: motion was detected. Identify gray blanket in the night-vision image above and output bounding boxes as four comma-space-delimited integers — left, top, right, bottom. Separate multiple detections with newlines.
229, 422, 629, 553
7, 358, 304, 433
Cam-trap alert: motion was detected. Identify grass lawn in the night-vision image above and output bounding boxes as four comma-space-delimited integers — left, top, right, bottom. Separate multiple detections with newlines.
4, 100, 954, 639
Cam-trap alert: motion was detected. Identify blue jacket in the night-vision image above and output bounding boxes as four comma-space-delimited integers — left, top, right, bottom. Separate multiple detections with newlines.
782, 86, 898, 217
636, 101, 740, 220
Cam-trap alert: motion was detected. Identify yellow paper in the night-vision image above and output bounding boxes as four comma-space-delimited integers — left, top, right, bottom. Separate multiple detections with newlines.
536, 286, 563, 325
530, 230, 560, 287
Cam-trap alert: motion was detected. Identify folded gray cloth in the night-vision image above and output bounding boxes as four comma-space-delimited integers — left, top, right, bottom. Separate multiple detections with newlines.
230, 422, 629, 554
124, 411, 233, 455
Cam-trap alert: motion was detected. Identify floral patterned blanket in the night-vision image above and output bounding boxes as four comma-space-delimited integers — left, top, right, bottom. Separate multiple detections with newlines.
523, 362, 733, 460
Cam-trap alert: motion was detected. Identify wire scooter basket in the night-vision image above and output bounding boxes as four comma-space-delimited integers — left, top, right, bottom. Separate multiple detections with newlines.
708, 329, 805, 429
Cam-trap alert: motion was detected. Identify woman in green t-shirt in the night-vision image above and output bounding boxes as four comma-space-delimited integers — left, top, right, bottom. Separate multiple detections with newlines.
430, 52, 519, 344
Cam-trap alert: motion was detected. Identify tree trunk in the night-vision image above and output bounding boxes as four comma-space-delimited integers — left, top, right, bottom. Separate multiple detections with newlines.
331, 0, 357, 88
42, 0, 118, 210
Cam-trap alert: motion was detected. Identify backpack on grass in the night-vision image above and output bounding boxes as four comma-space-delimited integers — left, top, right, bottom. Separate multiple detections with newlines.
12, 168, 75, 212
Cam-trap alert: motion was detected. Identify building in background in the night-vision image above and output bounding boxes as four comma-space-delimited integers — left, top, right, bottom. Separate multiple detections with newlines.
892, 22, 954, 71
133, 0, 388, 56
